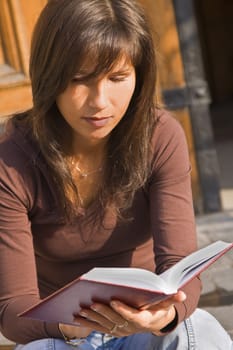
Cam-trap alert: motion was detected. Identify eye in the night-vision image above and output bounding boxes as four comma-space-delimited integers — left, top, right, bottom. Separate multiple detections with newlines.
71, 76, 87, 84
71, 73, 93, 84
109, 75, 127, 82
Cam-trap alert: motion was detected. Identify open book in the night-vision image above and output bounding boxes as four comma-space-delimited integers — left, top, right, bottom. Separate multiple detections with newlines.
20, 240, 233, 325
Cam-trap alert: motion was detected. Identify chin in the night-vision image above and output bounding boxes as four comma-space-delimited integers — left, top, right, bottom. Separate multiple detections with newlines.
89, 130, 112, 141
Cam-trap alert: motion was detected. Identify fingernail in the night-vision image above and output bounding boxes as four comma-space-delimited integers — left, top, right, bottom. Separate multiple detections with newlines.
79, 311, 88, 317
90, 305, 98, 311
110, 301, 118, 307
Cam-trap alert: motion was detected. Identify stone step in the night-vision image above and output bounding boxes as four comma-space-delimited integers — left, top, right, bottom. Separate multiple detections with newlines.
202, 304, 233, 340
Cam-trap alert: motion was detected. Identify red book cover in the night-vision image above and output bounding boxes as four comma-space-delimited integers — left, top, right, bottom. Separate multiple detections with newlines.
19, 277, 172, 325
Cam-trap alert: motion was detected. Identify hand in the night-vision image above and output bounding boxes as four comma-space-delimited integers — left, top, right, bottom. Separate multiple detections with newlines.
59, 323, 92, 340
71, 290, 186, 337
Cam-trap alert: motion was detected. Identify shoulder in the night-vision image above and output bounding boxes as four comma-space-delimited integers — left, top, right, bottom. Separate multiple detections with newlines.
152, 109, 186, 146
0, 115, 39, 168
150, 109, 190, 178
0, 119, 24, 165
0, 117, 39, 205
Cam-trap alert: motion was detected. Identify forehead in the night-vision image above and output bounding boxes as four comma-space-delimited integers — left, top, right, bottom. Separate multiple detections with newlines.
77, 53, 134, 74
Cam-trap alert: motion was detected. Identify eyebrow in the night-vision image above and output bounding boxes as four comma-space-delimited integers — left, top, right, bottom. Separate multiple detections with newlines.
110, 68, 132, 75
73, 66, 133, 79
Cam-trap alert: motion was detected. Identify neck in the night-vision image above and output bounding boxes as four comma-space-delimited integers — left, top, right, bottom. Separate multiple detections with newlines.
69, 137, 107, 173
72, 135, 108, 159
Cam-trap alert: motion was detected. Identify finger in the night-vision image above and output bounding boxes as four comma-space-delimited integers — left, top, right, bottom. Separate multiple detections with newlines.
88, 302, 138, 334
74, 312, 132, 337
80, 304, 128, 334
110, 300, 137, 315
148, 291, 186, 311
78, 309, 114, 330
73, 314, 113, 334
174, 290, 186, 302
110, 300, 144, 324
110, 299, 176, 329
90, 303, 127, 325
89, 304, 137, 336
162, 291, 186, 307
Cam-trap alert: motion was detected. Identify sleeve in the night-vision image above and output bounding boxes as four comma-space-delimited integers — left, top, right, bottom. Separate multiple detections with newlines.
148, 110, 202, 324
0, 143, 61, 344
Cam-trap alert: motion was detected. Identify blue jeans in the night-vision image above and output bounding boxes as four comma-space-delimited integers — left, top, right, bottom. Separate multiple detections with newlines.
15, 309, 233, 349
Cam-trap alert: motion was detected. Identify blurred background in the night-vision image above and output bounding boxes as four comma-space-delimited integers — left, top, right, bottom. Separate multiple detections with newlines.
0, 0, 232, 347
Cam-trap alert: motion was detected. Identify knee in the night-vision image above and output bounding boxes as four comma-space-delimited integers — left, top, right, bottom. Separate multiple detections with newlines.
186, 308, 233, 349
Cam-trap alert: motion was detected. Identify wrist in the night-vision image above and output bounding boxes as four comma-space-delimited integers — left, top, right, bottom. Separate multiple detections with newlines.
59, 324, 75, 340
151, 306, 178, 336
159, 307, 178, 334
59, 324, 85, 346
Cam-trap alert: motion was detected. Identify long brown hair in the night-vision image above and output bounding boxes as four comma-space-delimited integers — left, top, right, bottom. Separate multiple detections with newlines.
25, 0, 158, 219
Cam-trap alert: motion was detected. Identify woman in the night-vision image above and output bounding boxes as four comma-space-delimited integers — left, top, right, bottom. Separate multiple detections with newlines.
0, 0, 232, 349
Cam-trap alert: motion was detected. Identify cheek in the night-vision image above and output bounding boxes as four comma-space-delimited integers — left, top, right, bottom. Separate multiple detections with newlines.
56, 95, 66, 117
56, 98, 76, 128
124, 75, 136, 104
117, 85, 135, 112
56, 90, 82, 118
113, 76, 135, 110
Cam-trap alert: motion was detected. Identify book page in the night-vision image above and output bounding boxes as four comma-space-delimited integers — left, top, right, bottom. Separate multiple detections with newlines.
82, 267, 176, 294
160, 241, 233, 289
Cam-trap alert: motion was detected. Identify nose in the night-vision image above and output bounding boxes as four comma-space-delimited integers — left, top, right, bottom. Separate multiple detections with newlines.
88, 79, 108, 110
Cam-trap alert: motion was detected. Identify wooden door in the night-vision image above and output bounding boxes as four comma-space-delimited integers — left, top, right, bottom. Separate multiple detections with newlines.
0, 0, 46, 118
195, 0, 233, 104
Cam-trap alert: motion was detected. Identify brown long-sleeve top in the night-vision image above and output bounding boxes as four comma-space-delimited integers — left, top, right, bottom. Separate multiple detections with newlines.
0, 110, 201, 344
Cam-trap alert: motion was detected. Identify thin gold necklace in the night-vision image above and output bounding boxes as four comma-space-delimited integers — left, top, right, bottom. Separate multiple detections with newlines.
72, 162, 103, 178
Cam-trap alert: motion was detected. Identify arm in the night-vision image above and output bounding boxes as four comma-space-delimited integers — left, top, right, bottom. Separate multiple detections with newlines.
0, 142, 61, 344
148, 111, 202, 325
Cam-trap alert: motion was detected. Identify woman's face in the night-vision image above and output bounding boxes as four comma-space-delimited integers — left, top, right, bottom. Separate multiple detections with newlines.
56, 56, 136, 148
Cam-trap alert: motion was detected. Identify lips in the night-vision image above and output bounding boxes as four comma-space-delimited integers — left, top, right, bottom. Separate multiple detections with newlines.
83, 116, 112, 128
